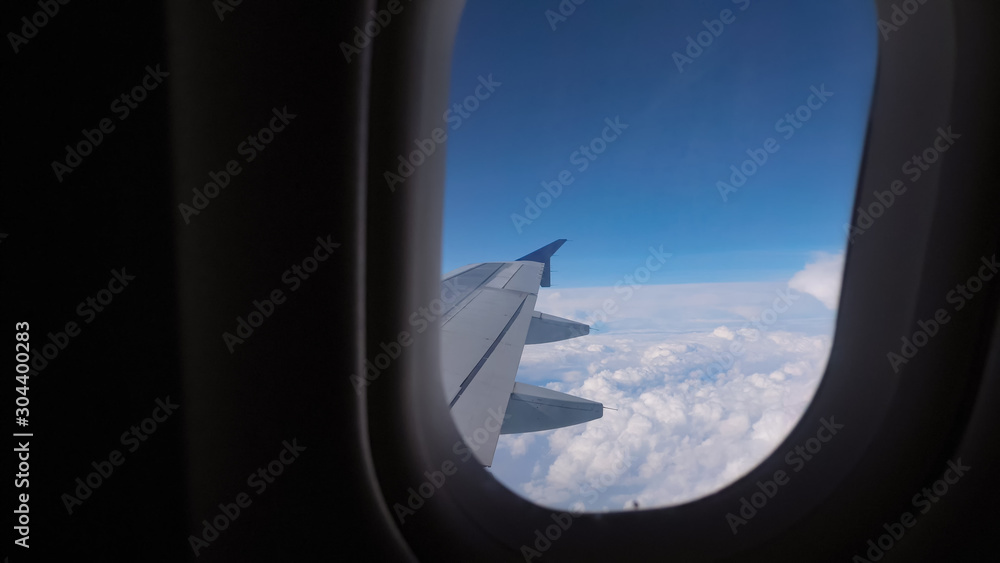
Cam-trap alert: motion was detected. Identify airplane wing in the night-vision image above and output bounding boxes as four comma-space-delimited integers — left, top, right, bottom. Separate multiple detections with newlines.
440, 239, 603, 466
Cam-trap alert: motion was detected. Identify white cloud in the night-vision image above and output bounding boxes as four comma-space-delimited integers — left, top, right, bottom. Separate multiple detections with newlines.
788, 252, 845, 310
502, 434, 535, 458
489, 256, 841, 512
713, 326, 735, 340
493, 328, 830, 511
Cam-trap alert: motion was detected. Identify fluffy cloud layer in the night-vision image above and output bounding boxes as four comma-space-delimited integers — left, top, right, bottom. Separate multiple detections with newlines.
788, 252, 845, 310
485, 253, 844, 512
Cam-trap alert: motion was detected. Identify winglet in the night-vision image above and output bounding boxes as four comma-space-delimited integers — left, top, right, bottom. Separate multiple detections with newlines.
517, 239, 566, 287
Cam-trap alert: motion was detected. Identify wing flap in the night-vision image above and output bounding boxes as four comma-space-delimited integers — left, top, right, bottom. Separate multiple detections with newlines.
448, 293, 537, 466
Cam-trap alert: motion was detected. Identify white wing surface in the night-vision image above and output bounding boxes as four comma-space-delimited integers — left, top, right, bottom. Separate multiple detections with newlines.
441, 240, 603, 466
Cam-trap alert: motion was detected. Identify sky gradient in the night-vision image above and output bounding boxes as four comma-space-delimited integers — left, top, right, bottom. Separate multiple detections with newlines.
443, 0, 876, 286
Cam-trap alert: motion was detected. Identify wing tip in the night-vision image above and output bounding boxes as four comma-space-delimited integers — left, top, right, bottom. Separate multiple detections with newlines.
517, 239, 569, 288
516, 239, 567, 262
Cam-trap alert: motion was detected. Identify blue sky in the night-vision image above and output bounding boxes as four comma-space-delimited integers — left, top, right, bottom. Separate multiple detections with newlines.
442, 0, 877, 286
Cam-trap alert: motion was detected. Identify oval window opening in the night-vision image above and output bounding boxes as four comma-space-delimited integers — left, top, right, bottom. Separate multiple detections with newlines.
441, 0, 877, 512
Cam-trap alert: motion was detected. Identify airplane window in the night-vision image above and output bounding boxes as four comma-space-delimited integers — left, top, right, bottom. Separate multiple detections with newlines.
440, 0, 876, 512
